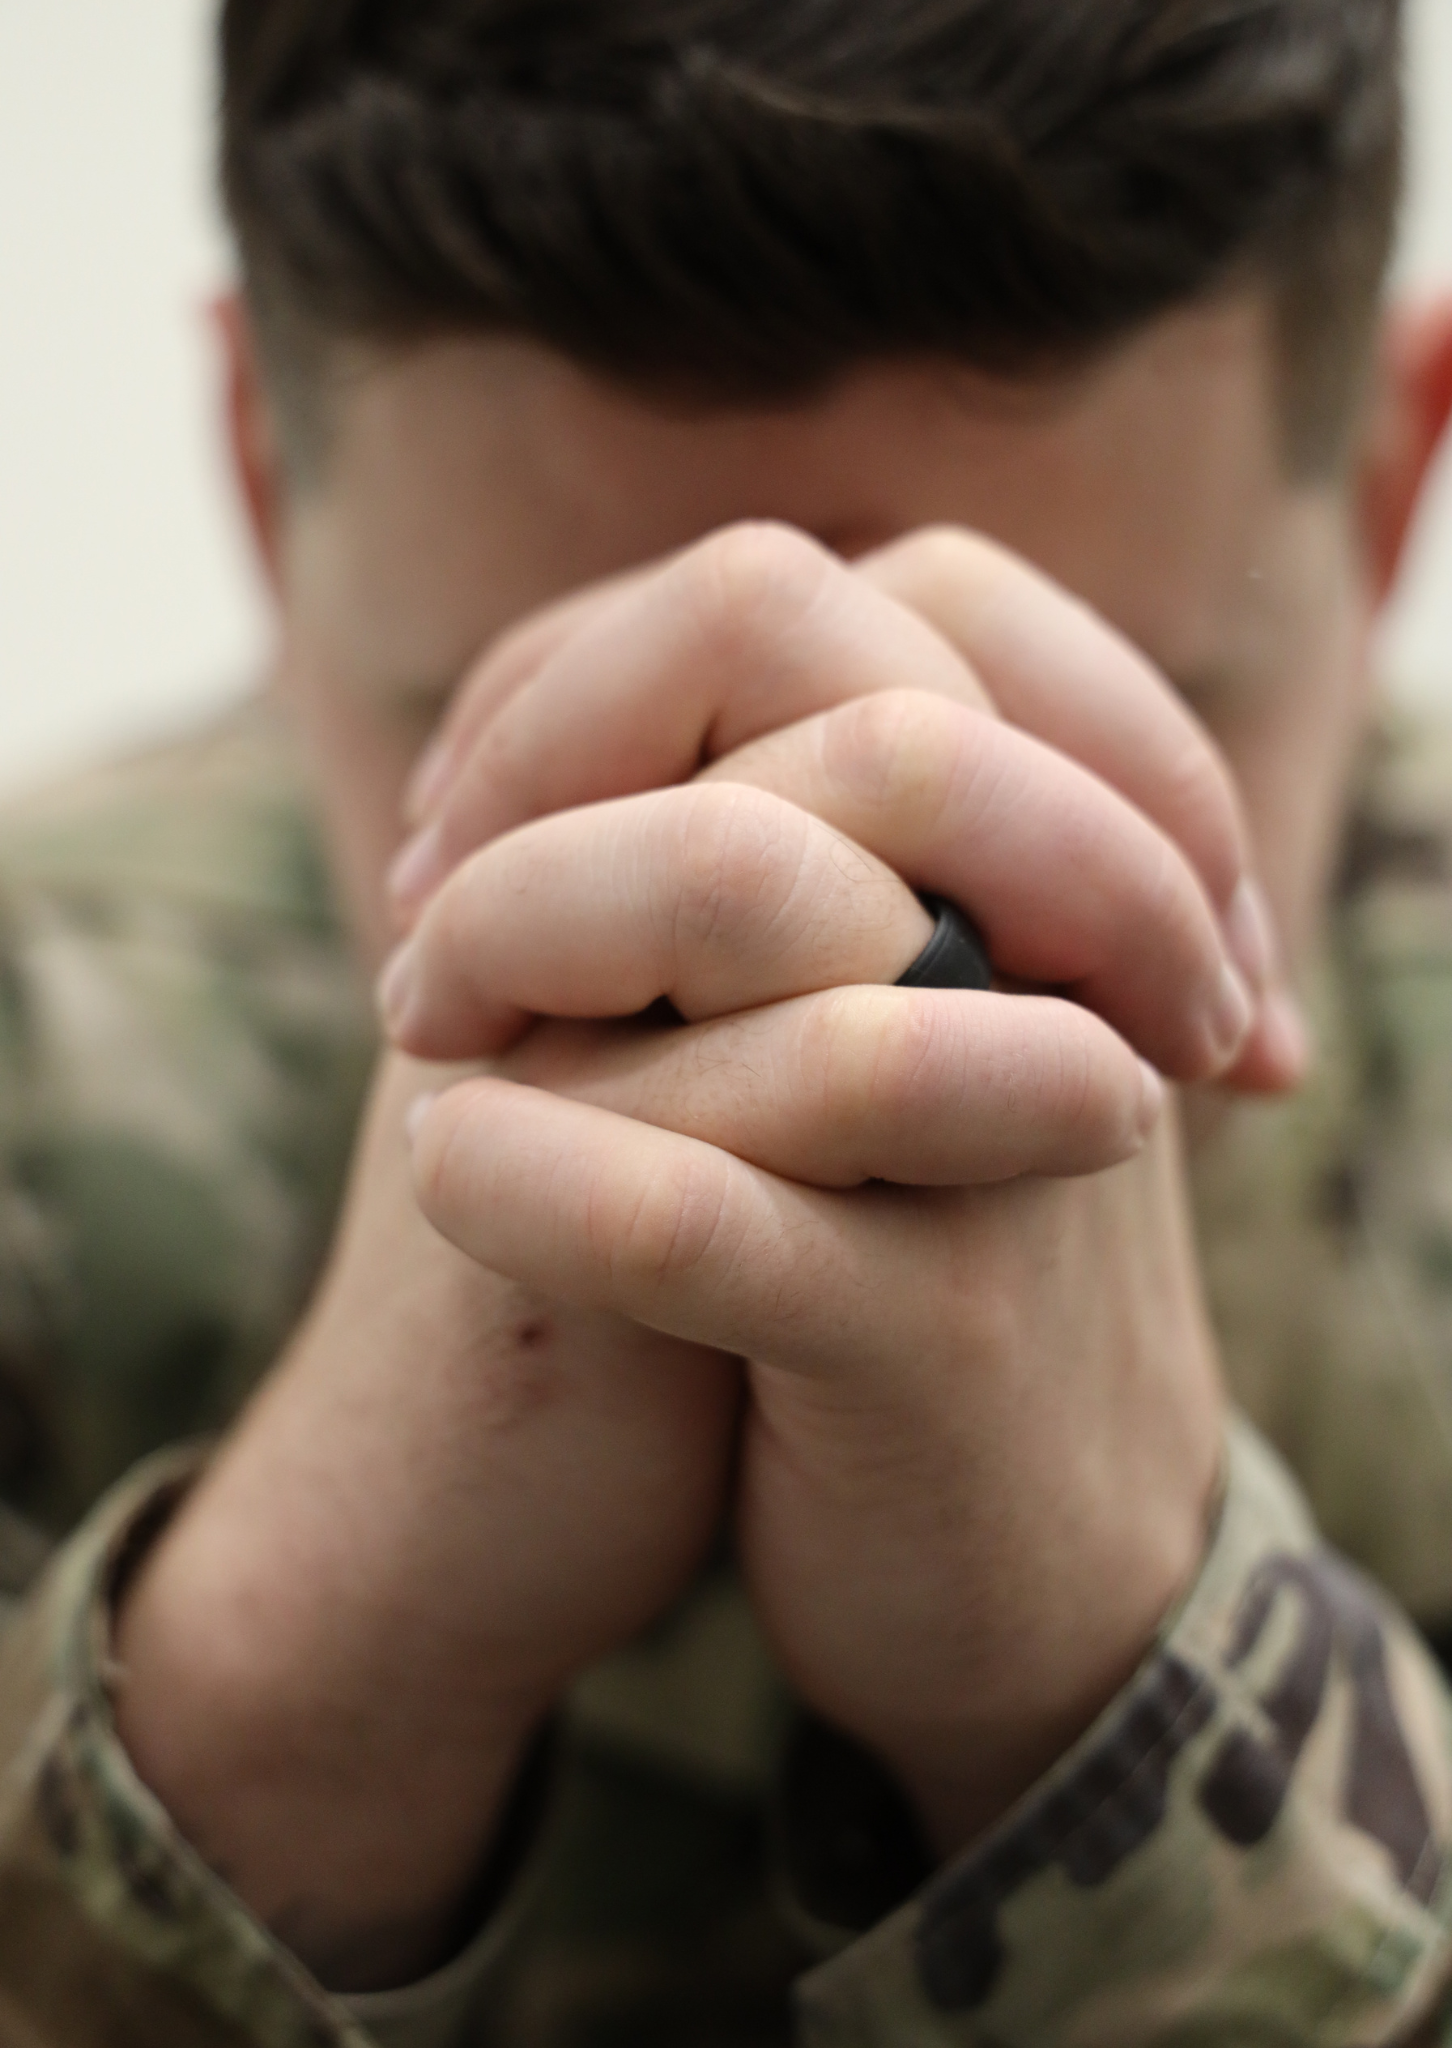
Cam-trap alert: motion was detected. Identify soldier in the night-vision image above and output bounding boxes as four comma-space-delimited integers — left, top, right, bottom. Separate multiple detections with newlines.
2, 0, 1452, 2041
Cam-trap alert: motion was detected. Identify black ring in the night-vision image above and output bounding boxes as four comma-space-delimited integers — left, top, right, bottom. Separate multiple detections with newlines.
895, 895, 993, 992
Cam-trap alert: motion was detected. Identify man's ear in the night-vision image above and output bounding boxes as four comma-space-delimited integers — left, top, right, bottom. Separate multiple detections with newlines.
211, 292, 288, 601
1357, 296, 1452, 610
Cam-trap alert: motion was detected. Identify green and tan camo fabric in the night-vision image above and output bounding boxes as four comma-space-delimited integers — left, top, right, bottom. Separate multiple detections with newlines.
0, 697, 1450, 2044
0, 705, 374, 1537
1194, 714, 1452, 1627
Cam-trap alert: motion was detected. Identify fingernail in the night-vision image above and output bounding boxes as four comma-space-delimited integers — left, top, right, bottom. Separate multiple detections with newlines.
404, 738, 453, 826
1136, 1059, 1166, 1140
1259, 987, 1312, 1083
1223, 878, 1279, 996
376, 938, 420, 1039
1206, 960, 1255, 1069
405, 1091, 439, 1146
387, 822, 445, 914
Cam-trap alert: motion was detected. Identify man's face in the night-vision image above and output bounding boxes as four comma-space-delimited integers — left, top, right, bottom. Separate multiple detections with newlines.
262, 294, 1373, 970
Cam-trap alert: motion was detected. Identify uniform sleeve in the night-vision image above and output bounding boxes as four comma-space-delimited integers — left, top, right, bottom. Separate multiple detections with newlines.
0, 1453, 546, 2048
787, 1417, 1452, 2047
1, 1432, 1450, 2045
0, 705, 375, 1535
1191, 709, 1452, 1626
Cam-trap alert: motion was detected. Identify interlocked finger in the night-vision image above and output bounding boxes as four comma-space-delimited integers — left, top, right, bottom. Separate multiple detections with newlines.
694, 689, 1249, 1081
409, 1077, 936, 1380
503, 988, 1162, 1189
861, 529, 1254, 922
380, 782, 934, 1060
389, 523, 991, 918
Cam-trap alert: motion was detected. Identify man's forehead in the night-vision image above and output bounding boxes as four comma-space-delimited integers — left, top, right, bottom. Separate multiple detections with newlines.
288, 294, 1335, 702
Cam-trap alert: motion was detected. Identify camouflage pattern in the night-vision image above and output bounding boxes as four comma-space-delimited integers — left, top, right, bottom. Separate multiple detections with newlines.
796, 1419, 1452, 2047
0, 1449, 378, 2047
1192, 710, 1452, 1623
0, 702, 375, 1535
0, 697, 1449, 2043
6, 1415, 1452, 2047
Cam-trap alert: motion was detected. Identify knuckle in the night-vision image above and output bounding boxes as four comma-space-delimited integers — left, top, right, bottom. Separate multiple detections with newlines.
412, 865, 480, 1009
795, 988, 877, 1127
874, 523, 1004, 602
668, 784, 804, 953
1031, 1005, 1100, 1129
1031, 1004, 1138, 1154
901, 523, 996, 586
938, 708, 1024, 842
608, 1148, 736, 1293
429, 858, 479, 954
864, 992, 954, 1125
808, 988, 949, 1132
676, 521, 835, 659
413, 1080, 486, 1214
820, 688, 957, 812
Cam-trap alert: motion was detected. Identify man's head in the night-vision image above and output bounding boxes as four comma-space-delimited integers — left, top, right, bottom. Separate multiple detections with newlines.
213, 0, 1452, 968
224, 0, 1401, 479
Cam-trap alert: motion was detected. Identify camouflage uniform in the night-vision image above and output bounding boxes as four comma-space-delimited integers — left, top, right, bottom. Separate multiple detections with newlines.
0, 696, 1450, 2045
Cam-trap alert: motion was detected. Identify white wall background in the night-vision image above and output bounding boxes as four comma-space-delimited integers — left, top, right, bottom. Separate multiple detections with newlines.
1, 0, 1450, 796
0, 0, 261, 793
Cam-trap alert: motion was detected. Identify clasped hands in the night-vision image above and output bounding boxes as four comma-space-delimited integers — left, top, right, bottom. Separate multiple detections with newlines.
116, 523, 1304, 1990
384, 522, 1303, 1817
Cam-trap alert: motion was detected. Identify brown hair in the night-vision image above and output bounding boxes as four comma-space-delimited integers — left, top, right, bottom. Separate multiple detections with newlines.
220, 0, 1404, 476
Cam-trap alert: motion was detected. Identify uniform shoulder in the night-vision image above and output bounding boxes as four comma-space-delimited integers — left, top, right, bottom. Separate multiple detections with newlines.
0, 695, 337, 935
0, 700, 373, 1530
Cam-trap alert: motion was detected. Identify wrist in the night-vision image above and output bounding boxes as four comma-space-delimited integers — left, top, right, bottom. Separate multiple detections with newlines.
113, 1423, 546, 1990
875, 1413, 1223, 1859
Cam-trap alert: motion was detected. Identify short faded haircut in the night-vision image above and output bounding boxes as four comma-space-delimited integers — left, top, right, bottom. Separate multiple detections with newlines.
220, 0, 1405, 479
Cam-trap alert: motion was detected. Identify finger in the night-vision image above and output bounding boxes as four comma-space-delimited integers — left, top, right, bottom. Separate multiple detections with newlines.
410, 1076, 916, 1377
401, 567, 651, 829
696, 689, 1250, 1080
1216, 985, 1312, 1093
389, 523, 1295, 1085
389, 522, 991, 916
503, 988, 1163, 1187
380, 783, 933, 1060
860, 529, 1259, 955
865, 534, 1307, 1087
